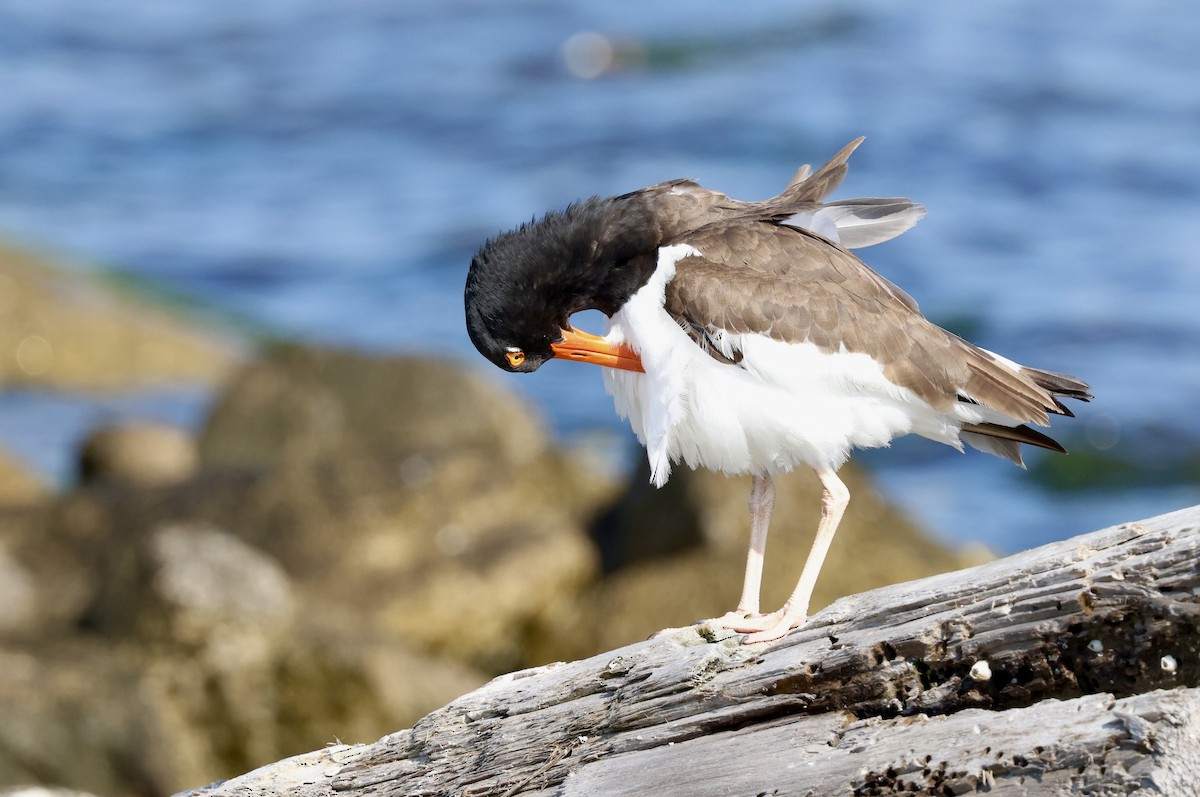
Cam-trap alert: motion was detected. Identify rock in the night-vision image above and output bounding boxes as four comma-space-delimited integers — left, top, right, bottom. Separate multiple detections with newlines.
0, 341, 610, 792
196, 344, 616, 672
82, 521, 294, 645
0, 240, 242, 390
0, 635, 485, 797
199, 344, 549, 472
78, 422, 200, 487
0, 788, 103, 797
130, 626, 485, 793
0, 449, 45, 507
0, 511, 91, 640
150, 523, 293, 626
11, 436, 607, 675
320, 449, 604, 673
0, 640, 168, 796
0, 513, 488, 796
0, 546, 36, 636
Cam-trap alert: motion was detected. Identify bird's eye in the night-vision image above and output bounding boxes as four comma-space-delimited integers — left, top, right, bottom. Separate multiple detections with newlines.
505, 348, 526, 367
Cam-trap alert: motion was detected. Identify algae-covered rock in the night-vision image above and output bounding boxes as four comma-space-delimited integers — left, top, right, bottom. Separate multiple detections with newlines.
324, 449, 603, 673
196, 345, 613, 672
0, 509, 90, 640
0, 241, 243, 390
0, 633, 484, 797
200, 344, 548, 471
0, 448, 45, 507
78, 422, 200, 488
0, 512, 486, 795
0, 787, 103, 797
0, 345, 603, 790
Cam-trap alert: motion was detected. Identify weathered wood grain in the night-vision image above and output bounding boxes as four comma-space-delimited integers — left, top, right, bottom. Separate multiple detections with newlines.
178, 505, 1200, 796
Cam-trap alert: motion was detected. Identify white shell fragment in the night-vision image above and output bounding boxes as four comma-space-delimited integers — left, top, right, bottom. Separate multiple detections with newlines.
1160, 655, 1178, 674
1087, 639, 1104, 653
968, 660, 993, 681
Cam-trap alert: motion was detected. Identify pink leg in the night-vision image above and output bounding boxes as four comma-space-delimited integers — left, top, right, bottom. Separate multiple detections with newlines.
743, 468, 849, 644
710, 474, 776, 631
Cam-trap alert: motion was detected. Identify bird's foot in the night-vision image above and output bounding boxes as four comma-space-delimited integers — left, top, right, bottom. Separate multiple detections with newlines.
650, 612, 774, 641
705, 610, 775, 633
740, 610, 807, 644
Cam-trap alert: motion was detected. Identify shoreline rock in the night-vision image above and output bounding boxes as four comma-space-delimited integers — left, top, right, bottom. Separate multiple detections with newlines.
0, 448, 45, 507
0, 240, 243, 391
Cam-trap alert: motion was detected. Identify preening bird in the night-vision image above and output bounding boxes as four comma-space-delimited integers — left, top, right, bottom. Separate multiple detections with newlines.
464, 139, 1091, 643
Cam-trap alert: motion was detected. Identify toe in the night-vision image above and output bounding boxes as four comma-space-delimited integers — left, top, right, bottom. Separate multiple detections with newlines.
708, 611, 773, 633
741, 615, 806, 644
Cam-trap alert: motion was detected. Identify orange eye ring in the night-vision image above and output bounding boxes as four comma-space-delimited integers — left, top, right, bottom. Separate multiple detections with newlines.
505, 349, 526, 367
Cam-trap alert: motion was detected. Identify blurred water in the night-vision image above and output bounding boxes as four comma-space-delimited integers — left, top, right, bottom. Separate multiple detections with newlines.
0, 0, 1197, 551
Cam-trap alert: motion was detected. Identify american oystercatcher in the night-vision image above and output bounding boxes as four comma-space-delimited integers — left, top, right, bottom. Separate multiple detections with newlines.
464, 139, 1091, 643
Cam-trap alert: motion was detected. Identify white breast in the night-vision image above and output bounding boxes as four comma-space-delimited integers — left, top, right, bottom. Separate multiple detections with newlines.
602, 244, 973, 487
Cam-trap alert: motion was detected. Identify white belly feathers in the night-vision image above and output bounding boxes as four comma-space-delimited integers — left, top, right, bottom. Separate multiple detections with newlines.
602, 244, 969, 487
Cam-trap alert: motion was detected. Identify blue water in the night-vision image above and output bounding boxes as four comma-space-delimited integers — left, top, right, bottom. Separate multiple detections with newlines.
0, 0, 1198, 552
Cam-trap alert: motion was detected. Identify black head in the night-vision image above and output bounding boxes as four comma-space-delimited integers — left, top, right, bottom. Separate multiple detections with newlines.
465, 195, 663, 373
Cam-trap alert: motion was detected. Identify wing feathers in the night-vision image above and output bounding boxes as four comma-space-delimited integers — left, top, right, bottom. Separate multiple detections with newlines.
624, 137, 926, 252
775, 136, 864, 204
664, 222, 1090, 439
812, 198, 928, 248
638, 140, 1088, 460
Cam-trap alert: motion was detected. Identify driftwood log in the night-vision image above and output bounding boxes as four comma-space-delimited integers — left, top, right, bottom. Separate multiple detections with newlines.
180, 506, 1200, 796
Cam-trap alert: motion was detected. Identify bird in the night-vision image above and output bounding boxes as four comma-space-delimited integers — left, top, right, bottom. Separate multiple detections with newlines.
464, 138, 1091, 644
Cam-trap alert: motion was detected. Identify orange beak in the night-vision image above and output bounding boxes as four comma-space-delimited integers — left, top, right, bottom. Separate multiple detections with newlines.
550, 326, 644, 373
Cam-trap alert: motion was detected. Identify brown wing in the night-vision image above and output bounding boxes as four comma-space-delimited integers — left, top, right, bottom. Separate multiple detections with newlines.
664, 221, 1071, 425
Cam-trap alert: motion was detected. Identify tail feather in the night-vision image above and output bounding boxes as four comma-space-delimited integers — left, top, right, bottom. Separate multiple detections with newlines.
961, 431, 1025, 467
961, 421, 1069, 468
1022, 366, 1094, 404
958, 342, 1092, 428
958, 362, 1090, 466
963, 421, 1068, 452
962, 357, 1056, 426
